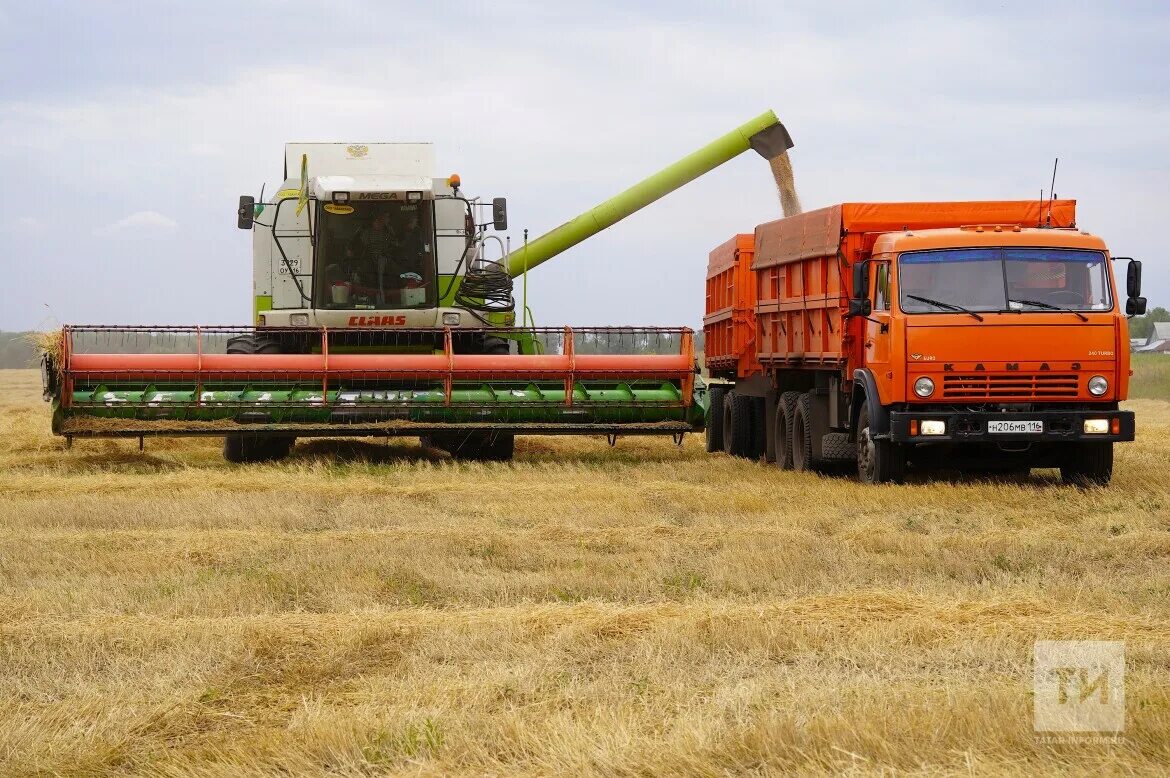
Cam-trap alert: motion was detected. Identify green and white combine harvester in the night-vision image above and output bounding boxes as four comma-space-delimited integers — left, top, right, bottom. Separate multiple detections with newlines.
42, 111, 794, 462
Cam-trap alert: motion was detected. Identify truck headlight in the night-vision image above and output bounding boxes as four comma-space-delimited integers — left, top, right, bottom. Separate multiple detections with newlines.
914, 377, 935, 398
289, 313, 310, 326
920, 420, 946, 436
442, 312, 461, 326
1083, 419, 1109, 434
1087, 375, 1108, 396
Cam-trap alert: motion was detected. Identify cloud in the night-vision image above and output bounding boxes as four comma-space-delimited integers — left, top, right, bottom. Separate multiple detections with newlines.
94, 210, 178, 238
3, 216, 44, 233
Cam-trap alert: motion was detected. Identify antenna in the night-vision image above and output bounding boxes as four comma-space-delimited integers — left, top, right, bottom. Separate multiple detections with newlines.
1045, 157, 1058, 226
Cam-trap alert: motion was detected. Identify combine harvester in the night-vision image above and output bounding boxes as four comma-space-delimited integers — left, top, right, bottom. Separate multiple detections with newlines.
703, 201, 1146, 484
43, 111, 795, 461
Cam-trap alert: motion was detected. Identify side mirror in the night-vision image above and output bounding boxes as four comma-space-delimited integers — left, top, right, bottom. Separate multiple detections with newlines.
848, 298, 872, 318
1125, 258, 1142, 298
851, 261, 868, 301
1127, 297, 1147, 317
237, 195, 255, 230
492, 197, 508, 231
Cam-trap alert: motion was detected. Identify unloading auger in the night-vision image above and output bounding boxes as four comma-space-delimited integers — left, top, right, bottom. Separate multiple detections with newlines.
43, 111, 794, 462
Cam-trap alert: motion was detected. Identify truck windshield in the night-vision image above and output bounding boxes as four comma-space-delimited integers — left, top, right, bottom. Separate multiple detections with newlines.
898, 247, 1112, 314
314, 200, 436, 309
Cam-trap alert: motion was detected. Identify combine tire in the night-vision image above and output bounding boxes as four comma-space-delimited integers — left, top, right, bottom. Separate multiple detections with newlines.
705, 386, 726, 453
722, 391, 753, 458
223, 335, 294, 462
855, 403, 905, 484
791, 393, 816, 472
223, 434, 292, 464
1060, 442, 1113, 486
440, 431, 515, 462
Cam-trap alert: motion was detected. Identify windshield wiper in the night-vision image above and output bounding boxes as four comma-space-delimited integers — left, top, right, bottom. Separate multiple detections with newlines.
1008, 299, 1089, 322
905, 294, 984, 322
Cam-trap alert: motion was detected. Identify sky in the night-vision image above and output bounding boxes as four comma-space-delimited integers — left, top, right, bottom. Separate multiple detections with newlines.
0, 1, 1167, 331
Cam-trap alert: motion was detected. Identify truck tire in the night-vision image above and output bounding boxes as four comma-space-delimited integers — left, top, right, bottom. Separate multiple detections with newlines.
791, 393, 817, 472
1060, 442, 1113, 486
705, 386, 726, 453
224, 335, 294, 462
820, 432, 853, 462
856, 403, 905, 484
722, 391, 753, 458
751, 397, 768, 460
773, 393, 797, 470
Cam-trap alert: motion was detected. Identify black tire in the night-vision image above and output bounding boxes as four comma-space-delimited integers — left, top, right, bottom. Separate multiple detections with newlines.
224, 335, 293, 462
855, 403, 905, 484
483, 336, 511, 355
223, 434, 292, 464
722, 391, 753, 457
791, 393, 816, 472
773, 396, 794, 470
1060, 442, 1113, 486
820, 432, 853, 462
443, 431, 515, 462
705, 386, 726, 453
226, 334, 283, 354
751, 397, 768, 461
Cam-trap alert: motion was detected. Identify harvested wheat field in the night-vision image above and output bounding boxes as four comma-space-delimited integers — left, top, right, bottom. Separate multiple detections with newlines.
1, 368, 1168, 776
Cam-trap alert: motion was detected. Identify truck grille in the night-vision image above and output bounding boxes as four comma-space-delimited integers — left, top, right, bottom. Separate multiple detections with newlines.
942, 373, 1080, 399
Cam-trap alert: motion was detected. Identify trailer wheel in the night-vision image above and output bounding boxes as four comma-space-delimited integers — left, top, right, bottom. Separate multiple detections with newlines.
773, 393, 797, 470
705, 386, 726, 453
856, 404, 905, 484
722, 391, 753, 457
791, 393, 817, 472
1060, 442, 1113, 486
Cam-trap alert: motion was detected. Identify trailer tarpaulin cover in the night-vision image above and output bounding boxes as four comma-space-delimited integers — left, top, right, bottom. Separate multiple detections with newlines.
752, 200, 1077, 269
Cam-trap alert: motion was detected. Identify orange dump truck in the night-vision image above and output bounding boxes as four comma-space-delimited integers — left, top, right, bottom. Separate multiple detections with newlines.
703, 201, 1146, 484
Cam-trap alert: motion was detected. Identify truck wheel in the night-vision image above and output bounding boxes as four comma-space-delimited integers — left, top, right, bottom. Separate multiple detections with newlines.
791, 393, 817, 472
773, 396, 794, 470
751, 397, 768, 460
722, 391, 753, 457
1060, 442, 1113, 486
856, 404, 905, 484
820, 432, 853, 461
705, 386, 726, 453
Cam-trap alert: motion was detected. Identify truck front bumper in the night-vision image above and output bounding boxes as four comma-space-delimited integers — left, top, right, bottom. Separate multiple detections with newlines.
889, 409, 1135, 444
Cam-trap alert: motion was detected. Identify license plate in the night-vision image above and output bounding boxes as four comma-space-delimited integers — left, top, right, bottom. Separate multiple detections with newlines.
987, 420, 1043, 434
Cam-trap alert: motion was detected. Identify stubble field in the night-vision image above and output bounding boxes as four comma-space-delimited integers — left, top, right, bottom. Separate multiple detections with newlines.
1, 367, 1168, 775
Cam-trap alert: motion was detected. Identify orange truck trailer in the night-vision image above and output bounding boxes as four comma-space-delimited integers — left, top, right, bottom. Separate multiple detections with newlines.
702, 201, 1146, 484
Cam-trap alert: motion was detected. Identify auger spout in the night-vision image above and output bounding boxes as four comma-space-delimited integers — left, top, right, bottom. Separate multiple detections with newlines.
503, 109, 793, 278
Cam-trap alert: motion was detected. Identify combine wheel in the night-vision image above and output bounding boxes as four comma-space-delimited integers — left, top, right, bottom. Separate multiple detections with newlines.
855, 404, 905, 484
1060, 442, 1113, 486
705, 386, 726, 453
223, 335, 294, 463
442, 431, 515, 462
722, 391, 753, 458
225, 334, 283, 354
223, 434, 292, 464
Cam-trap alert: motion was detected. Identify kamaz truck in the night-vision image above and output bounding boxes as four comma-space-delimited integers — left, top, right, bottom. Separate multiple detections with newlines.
703, 201, 1145, 484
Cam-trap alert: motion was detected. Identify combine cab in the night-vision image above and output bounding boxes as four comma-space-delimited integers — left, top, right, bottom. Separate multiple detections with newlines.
42, 110, 796, 461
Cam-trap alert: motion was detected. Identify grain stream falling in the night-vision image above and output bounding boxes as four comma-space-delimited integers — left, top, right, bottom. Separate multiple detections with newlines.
769, 150, 802, 217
